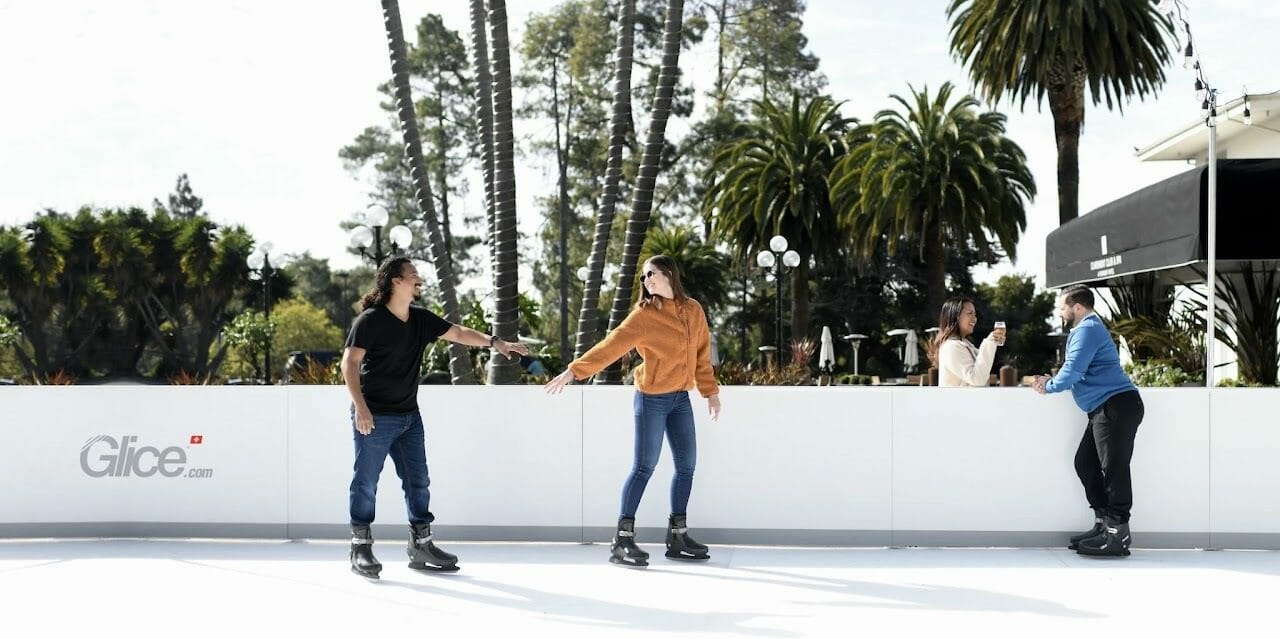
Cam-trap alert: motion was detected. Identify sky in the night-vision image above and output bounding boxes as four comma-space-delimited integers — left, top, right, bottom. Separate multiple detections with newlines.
2, 0, 1278, 293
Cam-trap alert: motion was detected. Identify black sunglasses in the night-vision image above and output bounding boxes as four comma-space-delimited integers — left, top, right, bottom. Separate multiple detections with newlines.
641, 269, 661, 281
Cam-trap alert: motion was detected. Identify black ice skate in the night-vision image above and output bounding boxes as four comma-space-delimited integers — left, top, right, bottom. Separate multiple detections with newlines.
407, 522, 460, 572
1068, 509, 1106, 551
610, 516, 649, 567
350, 525, 382, 579
1076, 518, 1132, 558
664, 514, 710, 561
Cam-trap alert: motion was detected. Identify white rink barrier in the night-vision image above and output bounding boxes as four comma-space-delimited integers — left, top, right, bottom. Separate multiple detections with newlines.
1, 386, 1276, 549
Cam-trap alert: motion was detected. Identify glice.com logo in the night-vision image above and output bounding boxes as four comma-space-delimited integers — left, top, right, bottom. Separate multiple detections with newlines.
80, 435, 213, 479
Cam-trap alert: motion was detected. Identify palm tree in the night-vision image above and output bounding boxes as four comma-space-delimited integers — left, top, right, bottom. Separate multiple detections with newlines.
1215, 265, 1280, 386
175, 218, 257, 378
0, 217, 67, 376
946, 0, 1172, 225
829, 82, 1035, 315
469, 0, 497, 271
702, 93, 854, 340
639, 225, 731, 315
573, 0, 636, 360
1184, 264, 1280, 386
596, 0, 687, 383
485, 0, 523, 384
95, 208, 161, 376
379, 0, 477, 384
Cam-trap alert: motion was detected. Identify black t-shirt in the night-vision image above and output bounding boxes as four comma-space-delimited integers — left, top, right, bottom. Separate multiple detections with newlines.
345, 305, 452, 414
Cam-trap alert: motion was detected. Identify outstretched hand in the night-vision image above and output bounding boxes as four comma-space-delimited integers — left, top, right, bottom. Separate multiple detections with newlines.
544, 369, 575, 394
496, 339, 530, 361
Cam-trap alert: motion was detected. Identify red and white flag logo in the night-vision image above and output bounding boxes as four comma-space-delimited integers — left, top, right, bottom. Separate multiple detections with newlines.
190, 435, 204, 445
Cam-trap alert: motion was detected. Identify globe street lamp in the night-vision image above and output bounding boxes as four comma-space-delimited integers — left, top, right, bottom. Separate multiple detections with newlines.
756, 235, 801, 360
348, 205, 414, 266
247, 242, 277, 384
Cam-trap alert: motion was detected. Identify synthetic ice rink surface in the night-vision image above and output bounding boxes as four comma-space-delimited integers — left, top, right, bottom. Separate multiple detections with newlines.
1, 539, 1275, 637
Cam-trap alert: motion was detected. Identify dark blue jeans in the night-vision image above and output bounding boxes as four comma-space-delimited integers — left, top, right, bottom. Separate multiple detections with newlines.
349, 409, 433, 526
620, 390, 697, 518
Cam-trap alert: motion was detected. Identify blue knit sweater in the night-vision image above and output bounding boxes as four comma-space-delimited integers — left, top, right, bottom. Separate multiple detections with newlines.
1045, 314, 1137, 412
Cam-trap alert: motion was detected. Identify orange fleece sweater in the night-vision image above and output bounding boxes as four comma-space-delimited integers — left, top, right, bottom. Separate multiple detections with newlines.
569, 298, 719, 397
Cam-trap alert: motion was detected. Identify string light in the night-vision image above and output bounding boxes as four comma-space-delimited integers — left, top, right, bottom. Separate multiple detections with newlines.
1163, 0, 1246, 388
1164, 0, 1249, 129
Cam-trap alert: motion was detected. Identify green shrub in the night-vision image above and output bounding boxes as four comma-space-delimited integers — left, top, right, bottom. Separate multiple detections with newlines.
1124, 361, 1201, 387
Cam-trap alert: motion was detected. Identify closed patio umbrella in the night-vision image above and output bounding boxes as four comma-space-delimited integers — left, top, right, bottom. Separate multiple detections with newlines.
819, 326, 836, 373
904, 329, 920, 373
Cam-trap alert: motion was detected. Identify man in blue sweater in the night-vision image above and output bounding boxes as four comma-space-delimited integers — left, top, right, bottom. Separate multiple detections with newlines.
1033, 285, 1144, 557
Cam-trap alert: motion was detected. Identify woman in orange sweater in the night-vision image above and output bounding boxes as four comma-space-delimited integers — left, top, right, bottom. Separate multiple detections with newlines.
545, 255, 721, 567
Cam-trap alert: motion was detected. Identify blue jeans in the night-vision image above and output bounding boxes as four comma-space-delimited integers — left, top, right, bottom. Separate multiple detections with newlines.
349, 409, 433, 526
620, 390, 697, 518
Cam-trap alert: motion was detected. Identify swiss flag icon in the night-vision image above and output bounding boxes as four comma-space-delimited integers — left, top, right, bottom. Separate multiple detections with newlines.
190, 435, 204, 445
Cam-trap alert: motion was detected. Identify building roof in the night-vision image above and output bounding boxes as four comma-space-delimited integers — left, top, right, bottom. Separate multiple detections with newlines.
1136, 91, 1280, 162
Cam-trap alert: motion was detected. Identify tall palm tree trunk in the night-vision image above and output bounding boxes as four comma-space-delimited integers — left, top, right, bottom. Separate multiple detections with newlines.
379, 0, 476, 384
1047, 56, 1086, 226
434, 107, 456, 283
789, 248, 810, 344
486, 0, 522, 384
552, 57, 572, 363
469, 0, 498, 273
574, 0, 636, 360
923, 217, 947, 318
598, 0, 686, 383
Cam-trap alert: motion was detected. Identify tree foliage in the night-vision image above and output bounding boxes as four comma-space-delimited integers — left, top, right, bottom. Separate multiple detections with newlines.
0, 179, 279, 381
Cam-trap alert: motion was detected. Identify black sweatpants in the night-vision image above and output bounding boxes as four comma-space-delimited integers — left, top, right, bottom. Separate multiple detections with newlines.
1074, 389, 1144, 523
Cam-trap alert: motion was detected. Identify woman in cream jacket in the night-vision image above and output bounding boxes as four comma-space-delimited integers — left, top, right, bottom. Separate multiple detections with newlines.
933, 296, 1004, 387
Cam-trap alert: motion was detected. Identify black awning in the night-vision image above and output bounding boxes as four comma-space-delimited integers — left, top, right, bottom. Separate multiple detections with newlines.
1045, 159, 1280, 289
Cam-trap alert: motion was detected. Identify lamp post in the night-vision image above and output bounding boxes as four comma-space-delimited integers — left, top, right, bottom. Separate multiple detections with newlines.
756, 235, 801, 360
1166, 0, 1254, 384
842, 333, 867, 376
757, 345, 778, 370
247, 243, 277, 384
348, 205, 414, 266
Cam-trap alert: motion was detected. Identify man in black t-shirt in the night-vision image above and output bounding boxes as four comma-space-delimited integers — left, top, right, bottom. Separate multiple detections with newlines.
342, 257, 528, 579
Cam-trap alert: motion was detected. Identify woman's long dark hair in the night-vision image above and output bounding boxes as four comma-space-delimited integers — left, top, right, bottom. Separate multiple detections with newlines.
930, 296, 975, 364
360, 257, 413, 310
638, 255, 690, 309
